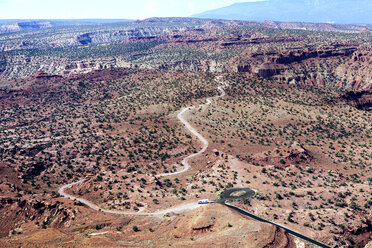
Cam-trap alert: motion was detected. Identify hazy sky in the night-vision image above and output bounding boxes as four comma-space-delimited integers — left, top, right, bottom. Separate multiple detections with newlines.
0, 0, 264, 20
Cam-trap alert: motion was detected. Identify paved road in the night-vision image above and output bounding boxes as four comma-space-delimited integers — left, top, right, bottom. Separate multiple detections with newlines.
216, 188, 256, 203
223, 203, 332, 248
58, 84, 226, 216
59, 82, 331, 247
215, 187, 332, 248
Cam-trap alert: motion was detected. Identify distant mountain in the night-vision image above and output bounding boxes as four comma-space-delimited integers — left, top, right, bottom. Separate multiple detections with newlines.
192, 0, 372, 25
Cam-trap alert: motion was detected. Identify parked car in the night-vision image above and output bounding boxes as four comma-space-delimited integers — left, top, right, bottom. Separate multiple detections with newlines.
198, 199, 211, 204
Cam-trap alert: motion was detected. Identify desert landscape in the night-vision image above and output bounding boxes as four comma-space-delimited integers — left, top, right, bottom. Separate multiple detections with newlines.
0, 7, 371, 248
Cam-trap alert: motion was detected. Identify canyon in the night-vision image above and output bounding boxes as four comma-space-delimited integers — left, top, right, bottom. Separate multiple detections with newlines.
0, 17, 370, 248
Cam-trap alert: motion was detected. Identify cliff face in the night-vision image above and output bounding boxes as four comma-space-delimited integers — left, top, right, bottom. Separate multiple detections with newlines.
0, 26, 190, 51
342, 91, 372, 110
76, 33, 92, 45
0, 56, 131, 80
1, 19, 371, 92
268, 47, 357, 65
2, 45, 370, 92
335, 51, 372, 91
0, 55, 6, 76
0, 21, 52, 33
233, 46, 371, 91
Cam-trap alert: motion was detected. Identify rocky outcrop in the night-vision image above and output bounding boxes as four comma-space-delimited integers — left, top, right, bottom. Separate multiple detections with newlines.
342, 91, 372, 110
176, 38, 218, 44
220, 36, 303, 47
0, 55, 6, 77
0, 21, 52, 33
0, 24, 189, 52
254, 63, 283, 78
237, 64, 251, 72
0, 18, 371, 92
268, 47, 357, 65
17, 21, 52, 30
252, 142, 312, 166
31, 71, 63, 80
76, 33, 92, 45
2, 44, 368, 91
240, 45, 371, 91
352, 51, 372, 63
334, 50, 372, 91
0, 198, 74, 238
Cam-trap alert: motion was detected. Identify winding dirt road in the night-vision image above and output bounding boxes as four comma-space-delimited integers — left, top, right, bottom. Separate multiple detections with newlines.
58, 83, 227, 216
154, 85, 226, 178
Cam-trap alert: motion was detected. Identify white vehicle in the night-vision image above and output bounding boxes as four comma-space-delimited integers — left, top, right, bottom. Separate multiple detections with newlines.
198, 199, 211, 204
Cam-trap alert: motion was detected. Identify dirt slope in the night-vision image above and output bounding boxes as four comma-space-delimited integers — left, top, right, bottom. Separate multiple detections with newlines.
0, 204, 295, 248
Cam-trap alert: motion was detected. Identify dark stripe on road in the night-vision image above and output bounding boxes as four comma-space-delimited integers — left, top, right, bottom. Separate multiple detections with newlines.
222, 202, 333, 248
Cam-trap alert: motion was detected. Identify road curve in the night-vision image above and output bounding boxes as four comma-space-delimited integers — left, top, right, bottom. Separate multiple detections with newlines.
58, 85, 226, 215
59, 178, 200, 216
222, 202, 332, 248
59, 177, 201, 216
58, 82, 332, 246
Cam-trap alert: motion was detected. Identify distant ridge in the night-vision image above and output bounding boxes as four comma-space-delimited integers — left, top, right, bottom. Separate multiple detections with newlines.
192, 0, 372, 25
0, 19, 133, 33
0, 19, 133, 24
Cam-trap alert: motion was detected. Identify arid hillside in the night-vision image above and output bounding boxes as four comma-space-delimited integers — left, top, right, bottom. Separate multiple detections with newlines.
0, 19, 371, 248
0, 204, 298, 248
